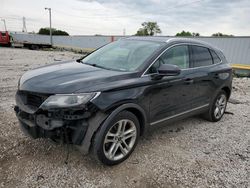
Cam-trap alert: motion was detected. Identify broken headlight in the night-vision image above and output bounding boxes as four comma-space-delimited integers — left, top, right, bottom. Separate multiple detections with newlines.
40, 92, 100, 109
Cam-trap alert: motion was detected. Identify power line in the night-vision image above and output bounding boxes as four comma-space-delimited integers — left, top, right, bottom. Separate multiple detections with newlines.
53, 0, 204, 19
0, 16, 21, 20
1, 0, 204, 22
0, 0, 204, 34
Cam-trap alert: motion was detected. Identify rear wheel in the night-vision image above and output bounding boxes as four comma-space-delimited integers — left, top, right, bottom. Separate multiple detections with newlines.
93, 111, 140, 165
203, 90, 228, 122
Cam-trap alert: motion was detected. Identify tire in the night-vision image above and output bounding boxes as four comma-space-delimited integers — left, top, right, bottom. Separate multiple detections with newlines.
92, 110, 140, 166
30, 44, 39, 50
203, 90, 228, 122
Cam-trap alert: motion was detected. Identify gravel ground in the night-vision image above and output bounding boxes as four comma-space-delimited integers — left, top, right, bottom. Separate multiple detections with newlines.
0, 47, 249, 188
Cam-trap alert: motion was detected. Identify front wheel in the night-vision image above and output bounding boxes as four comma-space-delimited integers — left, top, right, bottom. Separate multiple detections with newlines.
203, 90, 228, 122
92, 111, 140, 166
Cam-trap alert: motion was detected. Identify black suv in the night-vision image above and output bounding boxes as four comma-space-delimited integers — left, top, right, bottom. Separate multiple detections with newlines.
15, 37, 232, 165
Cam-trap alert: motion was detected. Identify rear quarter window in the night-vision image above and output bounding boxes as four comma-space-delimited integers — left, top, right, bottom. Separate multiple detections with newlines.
210, 50, 221, 64
192, 46, 213, 67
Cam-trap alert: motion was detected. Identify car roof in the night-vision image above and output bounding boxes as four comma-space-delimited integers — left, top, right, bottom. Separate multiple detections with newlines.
124, 36, 220, 51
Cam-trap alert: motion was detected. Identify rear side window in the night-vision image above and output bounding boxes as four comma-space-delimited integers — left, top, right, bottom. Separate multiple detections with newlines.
210, 50, 221, 64
192, 46, 213, 67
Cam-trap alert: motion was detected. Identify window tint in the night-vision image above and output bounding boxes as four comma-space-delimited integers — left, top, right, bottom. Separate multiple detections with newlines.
148, 45, 189, 73
192, 46, 213, 67
210, 50, 221, 64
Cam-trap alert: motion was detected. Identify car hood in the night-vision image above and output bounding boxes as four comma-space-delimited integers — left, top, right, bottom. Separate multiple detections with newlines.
19, 61, 137, 94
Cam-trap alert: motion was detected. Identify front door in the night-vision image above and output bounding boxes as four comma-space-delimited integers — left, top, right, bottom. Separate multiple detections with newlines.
146, 45, 197, 124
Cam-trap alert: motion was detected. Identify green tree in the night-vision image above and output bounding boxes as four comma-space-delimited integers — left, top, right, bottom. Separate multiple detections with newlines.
192, 32, 200, 36
176, 31, 192, 36
136, 28, 149, 36
53, 30, 69, 36
38, 27, 69, 36
176, 30, 200, 37
135, 22, 161, 36
212, 32, 234, 37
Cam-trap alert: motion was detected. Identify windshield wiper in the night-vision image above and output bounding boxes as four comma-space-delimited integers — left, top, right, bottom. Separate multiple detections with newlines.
78, 61, 127, 72
84, 63, 112, 70
76, 57, 84, 63
88, 63, 104, 68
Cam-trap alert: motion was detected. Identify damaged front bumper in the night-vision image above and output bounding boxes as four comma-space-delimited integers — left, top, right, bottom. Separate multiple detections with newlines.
14, 106, 90, 145
14, 90, 97, 146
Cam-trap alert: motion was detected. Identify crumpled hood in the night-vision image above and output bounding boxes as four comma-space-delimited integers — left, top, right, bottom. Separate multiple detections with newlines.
19, 61, 135, 94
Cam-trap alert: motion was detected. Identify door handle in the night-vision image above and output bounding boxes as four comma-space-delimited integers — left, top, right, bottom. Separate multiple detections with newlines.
184, 78, 194, 84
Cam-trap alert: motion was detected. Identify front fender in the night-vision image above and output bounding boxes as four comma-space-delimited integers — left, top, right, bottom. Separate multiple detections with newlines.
76, 103, 148, 155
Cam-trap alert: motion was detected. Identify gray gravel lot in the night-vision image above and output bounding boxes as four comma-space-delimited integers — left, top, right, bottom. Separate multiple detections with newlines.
0, 47, 249, 188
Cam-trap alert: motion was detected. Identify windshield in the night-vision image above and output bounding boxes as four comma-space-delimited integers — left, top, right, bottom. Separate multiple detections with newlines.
81, 40, 163, 71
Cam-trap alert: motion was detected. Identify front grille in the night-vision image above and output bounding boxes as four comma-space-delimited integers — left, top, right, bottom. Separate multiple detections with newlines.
26, 94, 45, 107
17, 91, 49, 108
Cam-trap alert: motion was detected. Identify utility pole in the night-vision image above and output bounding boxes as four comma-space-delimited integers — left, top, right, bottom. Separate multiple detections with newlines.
123, 28, 126, 36
22, 17, 27, 32
1, 19, 7, 31
45, 7, 52, 45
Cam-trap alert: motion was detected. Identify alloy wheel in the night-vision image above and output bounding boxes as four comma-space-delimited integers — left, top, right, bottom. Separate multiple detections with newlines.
103, 119, 137, 161
214, 94, 227, 119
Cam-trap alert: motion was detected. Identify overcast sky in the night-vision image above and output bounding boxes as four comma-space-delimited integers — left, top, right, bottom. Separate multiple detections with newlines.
1, 0, 250, 36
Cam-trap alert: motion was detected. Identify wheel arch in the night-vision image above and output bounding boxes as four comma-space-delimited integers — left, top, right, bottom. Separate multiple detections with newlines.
77, 103, 148, 155
105, 103, 148, 136
124, 107, 147, 136
221, 86, 231, 99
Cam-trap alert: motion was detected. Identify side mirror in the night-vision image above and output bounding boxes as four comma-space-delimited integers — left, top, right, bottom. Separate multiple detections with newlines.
158, 64, 181, 76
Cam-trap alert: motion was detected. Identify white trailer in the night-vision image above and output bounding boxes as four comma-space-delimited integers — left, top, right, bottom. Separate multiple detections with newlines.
10, 32, 52, 50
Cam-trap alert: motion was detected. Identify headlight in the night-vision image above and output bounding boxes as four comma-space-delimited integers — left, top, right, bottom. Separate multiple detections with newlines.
40, 92, 100, 109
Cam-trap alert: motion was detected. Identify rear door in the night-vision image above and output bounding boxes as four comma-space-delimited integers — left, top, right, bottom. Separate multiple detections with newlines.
189, 45, 215, 106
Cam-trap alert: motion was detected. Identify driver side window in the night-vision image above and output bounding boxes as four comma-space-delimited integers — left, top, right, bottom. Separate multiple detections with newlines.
148, 45, 190, 74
